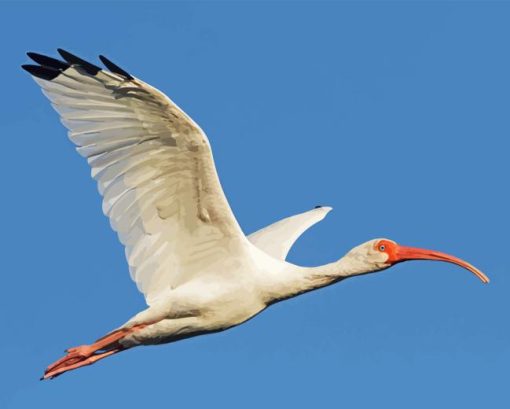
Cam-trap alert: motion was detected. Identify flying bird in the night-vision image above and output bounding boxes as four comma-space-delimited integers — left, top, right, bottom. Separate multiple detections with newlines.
22, 50, 489, 380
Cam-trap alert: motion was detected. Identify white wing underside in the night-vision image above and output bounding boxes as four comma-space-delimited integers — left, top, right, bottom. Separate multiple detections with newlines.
29, 57, 248, 306
248, 207, 332, 260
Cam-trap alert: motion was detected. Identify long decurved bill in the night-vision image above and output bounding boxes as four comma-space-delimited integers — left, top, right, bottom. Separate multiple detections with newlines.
395, 246, 489, 283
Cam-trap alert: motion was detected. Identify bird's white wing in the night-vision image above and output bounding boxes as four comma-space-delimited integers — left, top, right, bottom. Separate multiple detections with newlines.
23, 50, 249, 306
248, 207, 332, 260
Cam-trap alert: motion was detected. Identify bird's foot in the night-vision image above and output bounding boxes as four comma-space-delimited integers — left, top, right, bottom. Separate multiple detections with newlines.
43, 348, 119, 380
41, 323, 153, 380
43, 345, 96, 379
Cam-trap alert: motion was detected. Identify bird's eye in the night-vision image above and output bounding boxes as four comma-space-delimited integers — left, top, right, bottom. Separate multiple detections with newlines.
379, 245, 386, 251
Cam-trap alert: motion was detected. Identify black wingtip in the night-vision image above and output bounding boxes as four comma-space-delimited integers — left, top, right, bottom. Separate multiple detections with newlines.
27, 52, 70, 71
57, 48, 101, 75
22, 64, 60, 81
99, 55, 134, 80
314, 205, 323, 209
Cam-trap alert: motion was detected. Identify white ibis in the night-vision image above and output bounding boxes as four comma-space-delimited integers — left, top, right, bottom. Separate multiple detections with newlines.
22, 50, 489, 380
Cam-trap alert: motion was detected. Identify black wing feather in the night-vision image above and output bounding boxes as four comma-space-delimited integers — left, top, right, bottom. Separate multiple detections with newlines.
99, 55, 134, 80
21, 64, 60, 81
27, 52, 70, 71
57, 48, 101, 75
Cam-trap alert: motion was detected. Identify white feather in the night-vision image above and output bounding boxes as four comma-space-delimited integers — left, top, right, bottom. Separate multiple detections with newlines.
248, 207, 332, 260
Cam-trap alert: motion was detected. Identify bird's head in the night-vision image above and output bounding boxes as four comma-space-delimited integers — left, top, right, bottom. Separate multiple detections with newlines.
344, 238, 489, 283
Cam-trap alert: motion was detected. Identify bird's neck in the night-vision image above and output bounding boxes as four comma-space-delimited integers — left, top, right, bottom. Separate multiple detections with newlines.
263, 255, 372, 305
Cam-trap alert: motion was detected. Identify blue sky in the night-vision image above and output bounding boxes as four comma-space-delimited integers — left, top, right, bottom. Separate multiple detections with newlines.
1, 1, 509, 408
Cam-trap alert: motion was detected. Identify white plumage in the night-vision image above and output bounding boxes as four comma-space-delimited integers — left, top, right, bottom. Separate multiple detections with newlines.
22, 50, 488, 380
248, 207, 333, 260
35, 65, 244, 306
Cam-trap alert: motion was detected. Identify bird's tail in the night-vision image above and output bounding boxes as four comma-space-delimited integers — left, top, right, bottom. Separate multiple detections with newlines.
42, 323, 149, 380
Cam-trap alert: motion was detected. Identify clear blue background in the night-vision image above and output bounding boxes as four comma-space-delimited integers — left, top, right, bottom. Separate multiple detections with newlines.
1, 1, 508, 408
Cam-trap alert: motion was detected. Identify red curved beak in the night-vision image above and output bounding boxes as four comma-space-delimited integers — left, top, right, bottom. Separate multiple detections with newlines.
394, 246, 489, 284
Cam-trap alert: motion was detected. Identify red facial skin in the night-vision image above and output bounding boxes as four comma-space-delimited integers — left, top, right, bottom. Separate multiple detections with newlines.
374, 240, 489, 283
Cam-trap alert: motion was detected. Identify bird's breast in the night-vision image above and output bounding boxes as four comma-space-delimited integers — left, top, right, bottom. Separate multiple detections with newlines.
175, 276, 266, 328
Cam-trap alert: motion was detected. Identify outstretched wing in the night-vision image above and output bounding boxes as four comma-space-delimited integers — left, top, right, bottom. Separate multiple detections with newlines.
23, 50, 248, 306
248, 206, 332, 260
